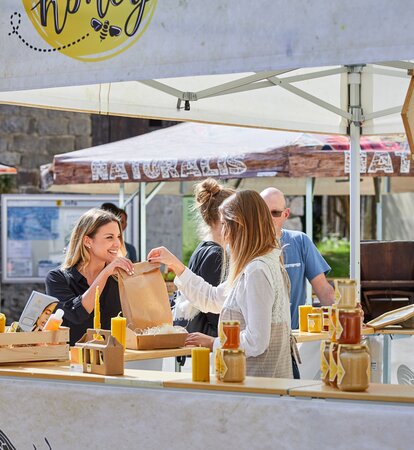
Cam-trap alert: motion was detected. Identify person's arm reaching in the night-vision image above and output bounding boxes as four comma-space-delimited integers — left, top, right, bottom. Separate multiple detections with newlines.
310, 273, 334, 306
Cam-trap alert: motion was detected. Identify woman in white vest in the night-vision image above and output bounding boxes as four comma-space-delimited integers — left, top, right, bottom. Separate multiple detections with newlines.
148, 190, 293, 378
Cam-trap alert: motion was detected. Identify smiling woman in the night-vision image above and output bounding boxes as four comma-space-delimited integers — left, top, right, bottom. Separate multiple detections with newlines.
45, 208, 134, 345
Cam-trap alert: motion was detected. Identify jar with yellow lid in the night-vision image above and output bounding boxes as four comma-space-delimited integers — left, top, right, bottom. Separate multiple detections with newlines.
308, 313, 322, 333
216, 348, 246, 382
337, 344, 370, 392
336, 307, 362, 344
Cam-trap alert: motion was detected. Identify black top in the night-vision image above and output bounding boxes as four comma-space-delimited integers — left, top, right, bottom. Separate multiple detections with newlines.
125, 242, 138, 263
45, 266, 122, 345
184, 241, 223, 337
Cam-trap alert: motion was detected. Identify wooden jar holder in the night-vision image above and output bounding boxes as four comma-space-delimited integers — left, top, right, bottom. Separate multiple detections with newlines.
0, 327, 70, 364
75, 329, 124, 376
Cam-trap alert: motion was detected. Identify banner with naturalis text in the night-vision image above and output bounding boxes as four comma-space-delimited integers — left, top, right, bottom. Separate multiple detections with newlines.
2, 0, 414, 92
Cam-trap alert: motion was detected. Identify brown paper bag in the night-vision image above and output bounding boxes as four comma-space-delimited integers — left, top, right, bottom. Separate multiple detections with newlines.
118, 262, 173, 330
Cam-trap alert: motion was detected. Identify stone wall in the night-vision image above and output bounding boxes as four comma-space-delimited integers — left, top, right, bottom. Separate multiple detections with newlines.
0, 105, 183, 322
0, 105, 91, 193
0, 105, 92, 320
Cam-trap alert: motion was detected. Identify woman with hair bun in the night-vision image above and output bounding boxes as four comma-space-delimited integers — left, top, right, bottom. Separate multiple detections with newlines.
149, 190, 293, 378
174, 178, 234, 337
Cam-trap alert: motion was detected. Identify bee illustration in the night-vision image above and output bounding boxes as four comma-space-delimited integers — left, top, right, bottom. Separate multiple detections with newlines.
91, 18, 122, 41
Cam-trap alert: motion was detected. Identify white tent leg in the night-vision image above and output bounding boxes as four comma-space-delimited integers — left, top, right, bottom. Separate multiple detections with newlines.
306, 177, 314, 303
349, 67, 362, 298
350, 122, 361, 294
374, 178, 383, 240
119, 182, 125, 208
139, 181, 147, 261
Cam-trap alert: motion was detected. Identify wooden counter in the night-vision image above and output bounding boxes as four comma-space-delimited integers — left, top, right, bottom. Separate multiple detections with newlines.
0, 360, 412, 404
164, 375, 320, 395
0, 362, 191, 387
124, 346, 192, 361
289, 381, 414, 404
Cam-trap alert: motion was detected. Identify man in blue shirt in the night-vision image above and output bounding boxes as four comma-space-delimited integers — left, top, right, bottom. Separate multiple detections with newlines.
261, 188, 334, 329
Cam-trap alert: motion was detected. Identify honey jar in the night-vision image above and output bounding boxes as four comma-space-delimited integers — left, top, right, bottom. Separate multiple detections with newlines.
308, 313, 322, 333
328, 305, 337, 342
220, 321, 240, 349
329, 342, 339, 387
334, 279, 358, 308
337, 344, 370, 392
217, 349, 246, 382
336, 308, 362, 344
322, 307, 330, 331
320, 340, 330, 385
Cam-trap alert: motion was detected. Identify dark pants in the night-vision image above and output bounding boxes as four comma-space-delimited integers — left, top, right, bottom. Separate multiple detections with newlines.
292, 356, 300, 379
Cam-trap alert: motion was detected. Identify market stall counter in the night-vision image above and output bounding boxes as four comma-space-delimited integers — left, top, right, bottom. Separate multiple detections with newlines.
0, 361, 413, 449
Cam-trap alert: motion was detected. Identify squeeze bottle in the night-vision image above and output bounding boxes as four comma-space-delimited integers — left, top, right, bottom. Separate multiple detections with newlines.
42, 309, 64, 331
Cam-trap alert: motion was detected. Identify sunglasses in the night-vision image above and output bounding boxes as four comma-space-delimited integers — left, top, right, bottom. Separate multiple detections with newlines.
270, 209, 285, 218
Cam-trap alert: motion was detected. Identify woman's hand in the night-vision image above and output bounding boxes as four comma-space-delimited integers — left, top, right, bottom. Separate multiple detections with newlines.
147, 246, 185, 276
104, 256, 134, 277
185, 332, 215, 350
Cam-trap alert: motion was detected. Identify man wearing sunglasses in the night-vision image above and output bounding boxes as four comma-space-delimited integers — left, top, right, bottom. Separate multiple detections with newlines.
260, 187, 334, 330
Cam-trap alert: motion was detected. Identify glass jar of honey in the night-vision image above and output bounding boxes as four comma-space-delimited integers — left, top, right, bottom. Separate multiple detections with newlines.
320, 340, 330, 385
329, 342, 338, 387
221, 321, 240, 349
329, 305, 337, 342
322, 307, 330, 332
219, 349, 246, 382
337, 344, 370, 392
336, 308, 362, 344
334, 279, 358, 308
308, 313, 322, 333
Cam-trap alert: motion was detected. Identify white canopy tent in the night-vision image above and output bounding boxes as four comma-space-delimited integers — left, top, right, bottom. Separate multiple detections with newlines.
1, 0, 414, 292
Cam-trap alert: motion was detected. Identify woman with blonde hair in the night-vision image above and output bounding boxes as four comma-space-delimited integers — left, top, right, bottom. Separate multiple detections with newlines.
45, 208, 134, 345
174, 178, 234, 337
148, 190, 293, 378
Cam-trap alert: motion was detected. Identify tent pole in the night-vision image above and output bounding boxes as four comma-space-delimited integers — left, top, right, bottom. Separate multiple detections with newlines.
306, 177, 314, 303
119, 182, 125, 208
348, 67, 362, 297
139, 182, 147, 261
305, 177, 314, 240
374, 178, 383, 240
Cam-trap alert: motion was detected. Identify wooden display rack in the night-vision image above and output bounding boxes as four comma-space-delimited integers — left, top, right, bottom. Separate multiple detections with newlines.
0, 327, 70, 364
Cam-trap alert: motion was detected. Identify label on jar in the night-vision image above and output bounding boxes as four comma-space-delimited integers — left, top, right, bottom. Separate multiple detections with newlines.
218, 322, 226, 347
336, 317, 344, 340
329, 344, 337, 382
336, 348, 345, 385
320, 341, 329, 380
215, 348, 228, 380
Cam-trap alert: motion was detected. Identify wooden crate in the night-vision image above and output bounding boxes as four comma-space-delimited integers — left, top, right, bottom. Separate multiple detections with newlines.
0, 327, 70, 364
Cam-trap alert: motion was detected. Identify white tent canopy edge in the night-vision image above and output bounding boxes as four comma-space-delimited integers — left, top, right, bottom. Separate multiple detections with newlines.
2, 1, 414, 92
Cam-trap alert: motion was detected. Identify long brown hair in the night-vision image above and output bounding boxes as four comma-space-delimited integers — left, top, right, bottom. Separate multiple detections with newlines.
220, 190, 278, 285
62, 208, 124, 270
